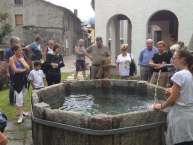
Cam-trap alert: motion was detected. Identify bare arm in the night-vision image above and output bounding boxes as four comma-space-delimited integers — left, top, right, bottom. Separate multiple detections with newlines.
9, 57, 26, 73
19, 57, 30, 70
153, 83, 180, 110
86, 44, 94, 54
84, 51, 93, 61
161, 83, 180, 109
149, 60, 163, 69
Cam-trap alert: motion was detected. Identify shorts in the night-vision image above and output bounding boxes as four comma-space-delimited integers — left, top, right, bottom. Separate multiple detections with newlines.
76, 60, 86, 71
14, 88, 26, 107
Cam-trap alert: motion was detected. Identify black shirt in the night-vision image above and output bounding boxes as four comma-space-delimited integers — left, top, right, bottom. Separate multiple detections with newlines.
43, 54, 64, 74
152, 51, 172, 72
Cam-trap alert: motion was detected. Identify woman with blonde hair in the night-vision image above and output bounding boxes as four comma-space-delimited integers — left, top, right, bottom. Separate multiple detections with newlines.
9, 45, 30, 123
116, 44, 135, 79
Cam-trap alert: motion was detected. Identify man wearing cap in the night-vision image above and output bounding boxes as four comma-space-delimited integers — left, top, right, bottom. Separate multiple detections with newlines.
87, 37, 111, 79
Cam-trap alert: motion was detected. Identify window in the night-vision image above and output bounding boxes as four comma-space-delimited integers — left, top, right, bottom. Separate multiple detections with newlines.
14, 0, 23, 6
15, 14, 23, 26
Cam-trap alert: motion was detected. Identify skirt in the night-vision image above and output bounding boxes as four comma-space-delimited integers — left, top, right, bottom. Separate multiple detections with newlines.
166, 104, 193, 145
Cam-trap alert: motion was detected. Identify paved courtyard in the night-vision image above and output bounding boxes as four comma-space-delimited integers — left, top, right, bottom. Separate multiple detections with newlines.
62, 55, 91, 73
5, 118, 32, 145
62, 55, 91, 80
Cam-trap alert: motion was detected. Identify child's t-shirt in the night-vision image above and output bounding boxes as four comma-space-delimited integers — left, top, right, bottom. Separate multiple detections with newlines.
28, 69, 45, 89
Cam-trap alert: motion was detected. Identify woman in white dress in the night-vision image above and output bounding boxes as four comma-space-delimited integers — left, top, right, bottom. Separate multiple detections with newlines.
153, 49, 193, 145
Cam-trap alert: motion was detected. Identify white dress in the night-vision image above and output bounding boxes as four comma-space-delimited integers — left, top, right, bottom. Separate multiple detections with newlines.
166, 69, 193, 145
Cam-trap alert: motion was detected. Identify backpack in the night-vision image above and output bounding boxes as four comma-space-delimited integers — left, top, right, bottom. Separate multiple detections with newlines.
129, 54, 137, 76
0, 112, 7, 132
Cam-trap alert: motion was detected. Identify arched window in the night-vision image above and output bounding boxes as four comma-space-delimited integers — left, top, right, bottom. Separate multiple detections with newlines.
14, 0, 23, 6
147, 10, 178, 46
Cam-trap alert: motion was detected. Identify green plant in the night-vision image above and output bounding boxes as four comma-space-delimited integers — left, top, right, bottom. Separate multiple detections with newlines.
0, 12, 12, 43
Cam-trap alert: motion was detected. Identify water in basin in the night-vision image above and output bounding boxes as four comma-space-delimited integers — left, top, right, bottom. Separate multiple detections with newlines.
57, 87, 154, 115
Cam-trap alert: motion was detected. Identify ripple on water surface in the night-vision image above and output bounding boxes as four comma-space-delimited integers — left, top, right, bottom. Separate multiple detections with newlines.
59, 93, 154, 115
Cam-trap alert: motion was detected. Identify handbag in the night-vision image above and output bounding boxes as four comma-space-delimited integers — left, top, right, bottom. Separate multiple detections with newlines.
0, 112, 7, 132
129, 54, 136, 76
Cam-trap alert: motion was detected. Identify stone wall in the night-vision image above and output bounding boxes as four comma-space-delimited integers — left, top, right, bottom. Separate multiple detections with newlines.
0, 0, 82, 55
32, 80, 167, 145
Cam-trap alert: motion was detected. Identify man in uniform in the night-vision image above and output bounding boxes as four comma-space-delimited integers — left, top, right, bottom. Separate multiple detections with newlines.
87, 37, 111, 79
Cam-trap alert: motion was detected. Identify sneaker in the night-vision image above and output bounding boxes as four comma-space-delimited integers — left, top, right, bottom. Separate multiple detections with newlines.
17, 115, 23, 124
23, 112, 30, 117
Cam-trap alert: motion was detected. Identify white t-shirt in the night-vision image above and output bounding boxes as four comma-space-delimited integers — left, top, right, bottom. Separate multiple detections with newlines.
116, 53, 134, 76
171, 69, 193, 106
28, 69, 45, 89
47, 47, 54, 54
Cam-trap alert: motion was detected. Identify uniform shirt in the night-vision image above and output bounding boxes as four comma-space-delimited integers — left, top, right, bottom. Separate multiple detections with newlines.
87, 45, 110, 65
171, 69, 193, 106
116, 53, 134, 76
28, 69, 45, 89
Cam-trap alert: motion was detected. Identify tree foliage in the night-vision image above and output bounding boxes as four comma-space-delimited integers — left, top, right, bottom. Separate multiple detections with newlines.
0, 12, 12, 43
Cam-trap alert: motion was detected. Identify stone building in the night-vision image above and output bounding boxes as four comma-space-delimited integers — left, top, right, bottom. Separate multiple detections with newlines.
92, 0, 193, 62
0, 0, 82, 55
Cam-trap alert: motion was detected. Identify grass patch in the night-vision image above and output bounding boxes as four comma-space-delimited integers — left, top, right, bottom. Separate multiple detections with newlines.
0, 72, 72, 120
0, 88, 15, 120
61, 72, 72, 80
0, 72, 139, 121
0, 87, 32, 120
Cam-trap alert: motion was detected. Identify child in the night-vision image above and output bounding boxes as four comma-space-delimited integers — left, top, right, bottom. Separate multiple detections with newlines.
28, 61, 46, 90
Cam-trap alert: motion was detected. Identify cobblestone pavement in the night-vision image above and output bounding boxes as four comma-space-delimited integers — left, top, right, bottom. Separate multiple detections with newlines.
62, 55, 91, 80
62, 55, 91, 73
5, 118, 32, 145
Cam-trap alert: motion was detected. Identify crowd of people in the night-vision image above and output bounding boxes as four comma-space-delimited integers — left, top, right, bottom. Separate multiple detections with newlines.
0, 34, 193, 145
3, 35, 65, 124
